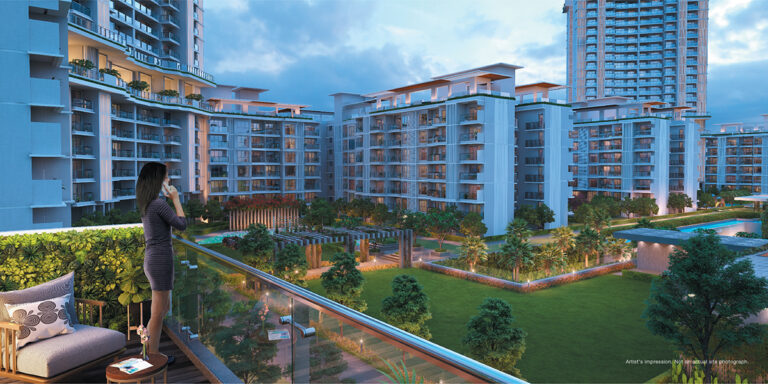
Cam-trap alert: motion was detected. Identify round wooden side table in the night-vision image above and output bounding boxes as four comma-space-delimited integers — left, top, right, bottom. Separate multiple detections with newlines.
106, 353, 168, 384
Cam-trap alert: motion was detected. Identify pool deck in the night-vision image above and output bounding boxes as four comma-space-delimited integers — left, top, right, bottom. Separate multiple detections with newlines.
677, 217, 760, 232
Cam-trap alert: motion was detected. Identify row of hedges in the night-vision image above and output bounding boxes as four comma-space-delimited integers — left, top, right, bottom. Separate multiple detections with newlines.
0, 227, 146, 331
603, 210, 761, 236
417, 259, 635, 293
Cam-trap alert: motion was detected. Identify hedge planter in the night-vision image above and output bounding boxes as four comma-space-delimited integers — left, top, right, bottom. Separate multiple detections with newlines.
430, 249, 451, 258
418, 259, 636, 293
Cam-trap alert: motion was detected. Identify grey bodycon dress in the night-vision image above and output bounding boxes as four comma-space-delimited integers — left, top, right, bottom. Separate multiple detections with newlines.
142, 198, 187, 291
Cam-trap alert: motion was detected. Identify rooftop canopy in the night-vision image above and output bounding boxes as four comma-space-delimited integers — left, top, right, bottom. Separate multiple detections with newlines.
613, 228, 768, 251
735, 194, 768, 202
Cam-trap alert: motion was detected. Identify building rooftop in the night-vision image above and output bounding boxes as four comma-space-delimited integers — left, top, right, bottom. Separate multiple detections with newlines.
613, 228, 768, 251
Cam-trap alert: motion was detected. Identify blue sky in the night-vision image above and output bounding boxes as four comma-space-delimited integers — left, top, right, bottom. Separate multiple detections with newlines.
204, 0, 768, 125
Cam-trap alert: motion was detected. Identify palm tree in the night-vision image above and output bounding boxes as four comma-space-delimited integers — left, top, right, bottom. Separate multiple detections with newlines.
587, 207, 612, 234
604, 237, 630, 262
537, 242, 563, 276
576, 227, 602, 268
461, 236, 489, 271
507, 218, 532, 242
552, 226, 576, 257
500, 236, 534, 281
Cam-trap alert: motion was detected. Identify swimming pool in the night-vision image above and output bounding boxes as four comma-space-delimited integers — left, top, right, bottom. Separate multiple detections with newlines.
196, 231, 248, 245
678, 219, 761, 235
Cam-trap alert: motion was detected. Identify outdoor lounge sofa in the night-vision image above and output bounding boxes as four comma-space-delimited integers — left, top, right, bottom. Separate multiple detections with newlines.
0, 273, 126, 383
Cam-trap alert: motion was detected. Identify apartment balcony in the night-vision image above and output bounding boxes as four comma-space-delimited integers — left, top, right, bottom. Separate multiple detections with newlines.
633, 143, 652, 150
138, 151, 162, 159
30, 78, 62, 108
524, 157, 544, 165
137, 115, 160, 125
73, 169, 94, 180
138, 133, 161, 142
74, 192, 94, 203
634, 171, 652, 177
114, 188, 136, 197
210, 156, 228, 163
459, 152, 481, 162
164, 135, 181, 143
112, 168, 135, 178
525, 121, 545, 130
460, 172, 480, 181
73, 145, 94, 156
524, 174, 545, 182
210, 141, 229, 149
163, 152, 182, 160
72, 122, 94, 135
425, 153, 447, 162
30, 19, 62, 57
31, 180, 64, 208
524, 192, 544, 200
112, 109, 134, 120
524, 140, 544, 148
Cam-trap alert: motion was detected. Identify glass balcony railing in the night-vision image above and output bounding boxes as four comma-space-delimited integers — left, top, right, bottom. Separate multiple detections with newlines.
170, 238, 522, 384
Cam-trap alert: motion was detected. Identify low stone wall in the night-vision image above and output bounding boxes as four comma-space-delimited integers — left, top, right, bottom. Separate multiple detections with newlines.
417, 259, 636, 293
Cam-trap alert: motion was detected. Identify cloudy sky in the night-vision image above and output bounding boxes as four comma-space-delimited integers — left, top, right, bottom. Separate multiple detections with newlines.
204, 0, 768, 125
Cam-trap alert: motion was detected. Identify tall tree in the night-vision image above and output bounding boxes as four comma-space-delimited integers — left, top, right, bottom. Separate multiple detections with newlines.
349, 198, 376, 221
426, 206, 460, 250
697, 190, 716, 209
501, 225, 534, 281
645, 233, 768, 384
381, 275, 432, 340
460, 212, 488, 237
320, 252, 367, 312
762, 208, 768, 240
507, 218, 533, 242
399, 210, 428, 236
310, 338, 348, 382
273, 243, 308, 286
604, 237, 630, 262
303, 198, 336, 230
203, 199, 224, 222
585, 206, 612, 233
552, 226, 576, 256
667, 193, 694, 213
460, 236, 489, 270
633, 197, 659, 217
537, 242, 564, 275
238, 224, 275, 272
209, 301, 281, 384
184, 198, 205, 220
371, 203, 391, 225
516, 204, 555, 229
590, 195, 622, 217
576, 227, 602, 268
463, 298, 527, 377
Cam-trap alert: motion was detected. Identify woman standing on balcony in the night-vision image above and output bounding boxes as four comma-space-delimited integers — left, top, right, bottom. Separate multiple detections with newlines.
137, 162, 186, 364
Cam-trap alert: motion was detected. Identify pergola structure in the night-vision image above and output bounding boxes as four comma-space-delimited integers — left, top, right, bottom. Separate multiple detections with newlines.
270, 226, 414, 269
614, 228, 768, 273
735, 194, 768, 211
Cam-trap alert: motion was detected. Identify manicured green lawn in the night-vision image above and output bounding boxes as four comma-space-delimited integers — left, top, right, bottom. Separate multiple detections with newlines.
416, 239, 460, 253
307, 269, 674, 383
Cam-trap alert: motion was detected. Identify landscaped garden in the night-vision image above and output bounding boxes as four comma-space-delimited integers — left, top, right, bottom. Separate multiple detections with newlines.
309, 268, 674, 383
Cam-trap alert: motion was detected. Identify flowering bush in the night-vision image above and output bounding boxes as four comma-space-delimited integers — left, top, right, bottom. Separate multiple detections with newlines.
224, 195, 302, 211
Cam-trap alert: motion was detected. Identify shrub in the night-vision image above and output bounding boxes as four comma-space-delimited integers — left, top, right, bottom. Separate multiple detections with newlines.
127, 80, 149, 91
158, 89, 180, 97
463, 298, 526, 377
320, 252, 367, 312
0, 227, 146, 331
69, 58, 94, 69
273, 243, 308, 287
99, 68, 121, 77
381, 275, 432, 340
185, 93, 203, 101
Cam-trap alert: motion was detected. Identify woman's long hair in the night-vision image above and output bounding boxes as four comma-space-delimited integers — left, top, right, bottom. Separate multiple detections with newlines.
137, 162, 167, 216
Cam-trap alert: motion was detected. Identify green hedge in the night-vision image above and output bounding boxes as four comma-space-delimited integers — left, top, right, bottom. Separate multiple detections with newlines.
604, 210, 761, 236
0, 227, 147, 331
621, 270, 658, 282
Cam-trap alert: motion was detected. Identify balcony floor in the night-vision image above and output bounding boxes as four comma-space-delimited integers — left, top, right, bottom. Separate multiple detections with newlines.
0, 332, 209, 384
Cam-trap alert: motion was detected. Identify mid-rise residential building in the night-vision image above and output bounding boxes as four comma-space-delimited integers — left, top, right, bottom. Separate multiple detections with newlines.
570, 97, 701, 213
0, 0, 331, 231
564, 0, 709, 114
702, 115, 768, 193
200, 86, 331, 202
1, 0, 73, 229
332, 64, 573, 236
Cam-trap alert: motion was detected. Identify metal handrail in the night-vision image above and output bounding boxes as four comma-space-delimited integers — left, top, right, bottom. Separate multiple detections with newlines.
171, 237, 525, 384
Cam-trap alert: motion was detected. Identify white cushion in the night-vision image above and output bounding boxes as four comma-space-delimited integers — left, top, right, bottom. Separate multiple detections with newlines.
4, 294, 74, 349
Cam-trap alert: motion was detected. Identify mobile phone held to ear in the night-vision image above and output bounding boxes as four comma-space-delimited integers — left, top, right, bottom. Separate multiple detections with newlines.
161, 181, 170, 196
